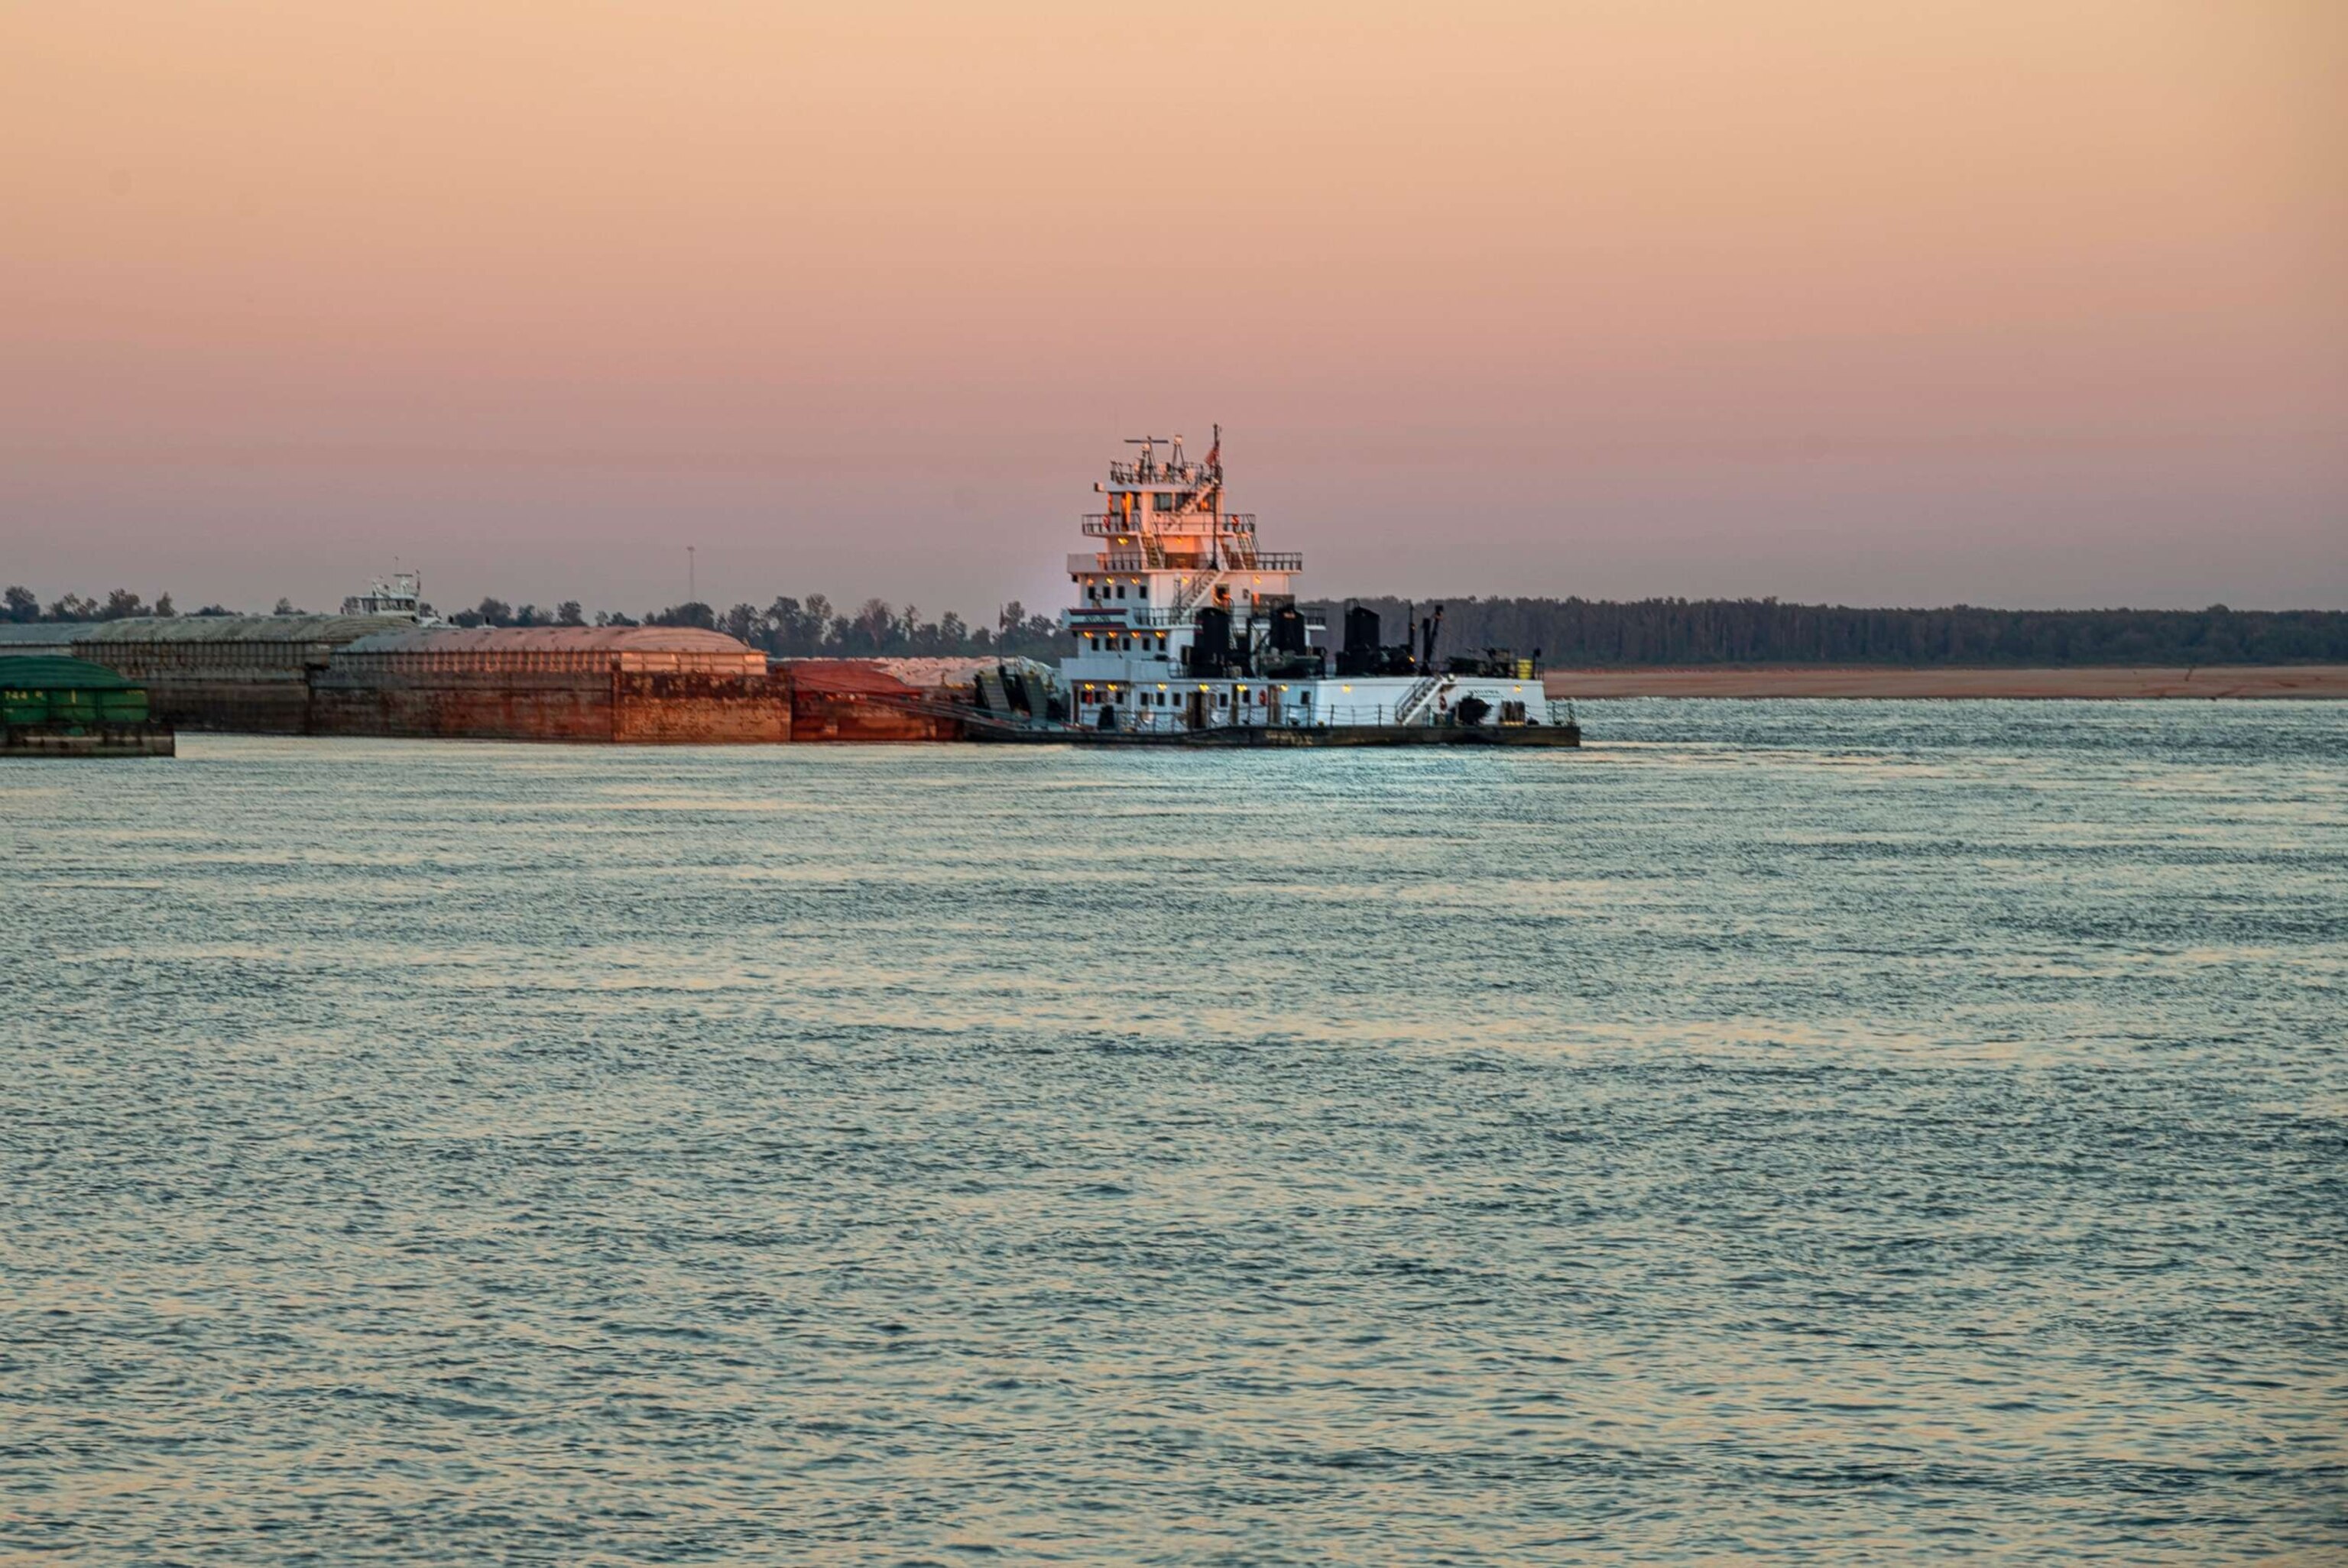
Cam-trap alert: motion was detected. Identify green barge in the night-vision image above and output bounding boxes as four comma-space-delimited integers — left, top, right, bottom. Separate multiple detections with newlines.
1, 657, 175, 758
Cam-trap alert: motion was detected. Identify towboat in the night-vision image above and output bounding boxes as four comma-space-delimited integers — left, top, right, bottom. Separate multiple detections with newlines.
963, 431, 1578, 746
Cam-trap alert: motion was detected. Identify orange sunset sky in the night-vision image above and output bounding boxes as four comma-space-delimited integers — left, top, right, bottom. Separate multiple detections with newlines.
4, 2, 2343, 616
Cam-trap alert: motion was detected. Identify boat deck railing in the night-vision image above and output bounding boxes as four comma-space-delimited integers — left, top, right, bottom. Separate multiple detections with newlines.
1085, 704, 1406, 732
1073, 608, 1332, 637
1068, 551, 1154, 573
1091, 698, 1576, 731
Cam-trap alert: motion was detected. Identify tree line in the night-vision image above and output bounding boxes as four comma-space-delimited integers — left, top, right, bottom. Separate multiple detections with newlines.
1311, 597, 2348, 667
2, 587, 234, 620
589, 595, 1067, 659
2, 584, 1066, 659
10, 582, 2346, 665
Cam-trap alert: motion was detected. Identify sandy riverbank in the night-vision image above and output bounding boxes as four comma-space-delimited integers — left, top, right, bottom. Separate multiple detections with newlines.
1543, 666, 2348, 699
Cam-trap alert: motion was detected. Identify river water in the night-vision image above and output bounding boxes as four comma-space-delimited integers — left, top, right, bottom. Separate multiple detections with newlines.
5, 703, 2343, 1563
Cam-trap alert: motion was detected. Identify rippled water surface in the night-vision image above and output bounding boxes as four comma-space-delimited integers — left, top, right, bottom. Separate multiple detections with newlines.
5, 703, 2345, 1563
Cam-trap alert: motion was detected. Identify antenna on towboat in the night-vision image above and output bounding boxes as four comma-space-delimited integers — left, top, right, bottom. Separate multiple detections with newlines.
1124, 435, 1169, 481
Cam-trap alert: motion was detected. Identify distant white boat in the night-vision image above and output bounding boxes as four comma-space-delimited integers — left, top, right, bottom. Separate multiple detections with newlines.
340, 572, 436, 623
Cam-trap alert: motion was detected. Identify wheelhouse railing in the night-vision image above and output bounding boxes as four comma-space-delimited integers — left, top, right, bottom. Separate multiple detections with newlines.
1082, 513, 1256, 536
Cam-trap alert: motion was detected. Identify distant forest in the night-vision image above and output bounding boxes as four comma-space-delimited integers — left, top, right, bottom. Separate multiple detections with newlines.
8, 582, 2346, 666
1310, 598, 2348, 668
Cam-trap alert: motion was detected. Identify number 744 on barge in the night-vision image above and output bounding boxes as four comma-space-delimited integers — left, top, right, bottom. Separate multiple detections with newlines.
963, 430, 1578, 746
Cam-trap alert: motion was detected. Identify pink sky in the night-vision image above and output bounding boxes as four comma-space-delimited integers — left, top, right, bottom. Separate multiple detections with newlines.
4, 1, 2342, 617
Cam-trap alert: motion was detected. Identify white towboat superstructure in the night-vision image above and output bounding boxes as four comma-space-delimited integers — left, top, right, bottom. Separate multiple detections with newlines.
1050, 429, 1568, 739
340, 572, 435, 623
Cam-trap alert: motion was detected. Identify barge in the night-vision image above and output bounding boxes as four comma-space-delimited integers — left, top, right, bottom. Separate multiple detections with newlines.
1, 656, 174, 757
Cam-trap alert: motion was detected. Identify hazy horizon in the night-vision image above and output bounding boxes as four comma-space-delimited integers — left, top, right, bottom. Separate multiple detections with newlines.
6, 2, 2343, 617
14, 576, 2348, 624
